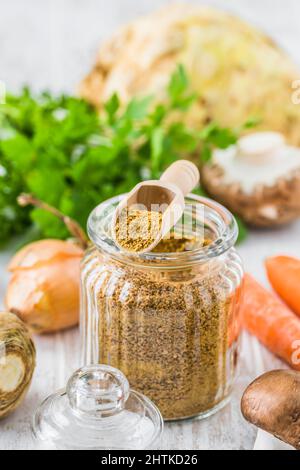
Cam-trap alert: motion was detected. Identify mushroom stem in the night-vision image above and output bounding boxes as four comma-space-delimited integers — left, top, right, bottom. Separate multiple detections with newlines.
18, 193, 89, 250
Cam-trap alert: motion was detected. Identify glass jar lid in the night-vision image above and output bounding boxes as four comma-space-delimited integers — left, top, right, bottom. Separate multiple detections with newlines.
32, 364, 163, 450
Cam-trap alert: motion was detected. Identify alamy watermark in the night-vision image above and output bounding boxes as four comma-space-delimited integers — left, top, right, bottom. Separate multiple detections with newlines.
291, 339, 300, 366
111, 202, 206, 242
0, 80, 6, 105
0, 340, 6, 365
291, 80, 300, 105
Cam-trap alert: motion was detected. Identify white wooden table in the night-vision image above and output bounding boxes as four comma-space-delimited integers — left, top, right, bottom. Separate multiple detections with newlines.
0, 0, 300, 450
1, 224, 298, 450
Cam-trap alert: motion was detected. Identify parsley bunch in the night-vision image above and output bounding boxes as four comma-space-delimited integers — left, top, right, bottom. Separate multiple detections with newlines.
0, 66, 246, 246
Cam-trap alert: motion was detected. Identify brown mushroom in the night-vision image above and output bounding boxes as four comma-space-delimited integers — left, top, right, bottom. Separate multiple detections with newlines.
202, 132, 300, 227
202, 165, 300, 227
241, 370, 300, 450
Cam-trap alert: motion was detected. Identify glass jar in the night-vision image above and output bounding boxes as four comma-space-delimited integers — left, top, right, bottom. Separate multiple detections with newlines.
80, 194, 244, 421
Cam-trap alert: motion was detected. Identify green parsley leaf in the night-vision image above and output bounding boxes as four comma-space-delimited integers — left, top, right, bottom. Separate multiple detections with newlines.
0, 66, 247, 246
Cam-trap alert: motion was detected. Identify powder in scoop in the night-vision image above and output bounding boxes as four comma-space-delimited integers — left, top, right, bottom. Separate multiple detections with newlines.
115, 209, 162, 252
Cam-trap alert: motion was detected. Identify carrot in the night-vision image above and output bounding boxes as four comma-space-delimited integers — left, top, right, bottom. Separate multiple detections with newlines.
242, 273, 300, 371
265, 255, 300, 317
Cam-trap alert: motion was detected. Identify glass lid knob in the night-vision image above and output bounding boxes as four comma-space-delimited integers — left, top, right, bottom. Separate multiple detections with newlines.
67, 365, 130, 416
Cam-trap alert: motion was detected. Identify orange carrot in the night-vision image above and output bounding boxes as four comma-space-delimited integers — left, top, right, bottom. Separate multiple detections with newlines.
242, 273, 300, 371
266, 255, 300, 317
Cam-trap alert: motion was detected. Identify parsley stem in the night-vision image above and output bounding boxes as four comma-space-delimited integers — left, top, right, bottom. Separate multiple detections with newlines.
17, 193, 89, 250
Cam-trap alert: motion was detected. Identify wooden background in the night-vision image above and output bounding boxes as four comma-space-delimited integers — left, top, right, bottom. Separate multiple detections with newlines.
0, 0, 299, 450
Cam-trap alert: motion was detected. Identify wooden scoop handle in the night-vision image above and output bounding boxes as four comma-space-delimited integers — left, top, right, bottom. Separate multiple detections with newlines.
160, 160, 200, 196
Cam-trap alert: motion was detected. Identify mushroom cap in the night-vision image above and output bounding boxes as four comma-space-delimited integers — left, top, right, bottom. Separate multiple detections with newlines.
201, 163, 300, 227
241, 370, 300, 450
79, 4, 300, 146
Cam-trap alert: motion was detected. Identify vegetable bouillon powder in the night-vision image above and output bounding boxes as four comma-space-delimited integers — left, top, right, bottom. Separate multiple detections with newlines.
81, 195, 243, 420
115, 209, 162, 252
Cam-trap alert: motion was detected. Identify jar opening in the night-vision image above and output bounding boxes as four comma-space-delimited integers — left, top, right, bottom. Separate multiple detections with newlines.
87, 194, 238, 266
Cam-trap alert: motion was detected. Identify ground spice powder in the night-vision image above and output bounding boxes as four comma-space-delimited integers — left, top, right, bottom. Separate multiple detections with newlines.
115, 209, 162, 252
93, 237, 239, 420
153, 235, 211, 253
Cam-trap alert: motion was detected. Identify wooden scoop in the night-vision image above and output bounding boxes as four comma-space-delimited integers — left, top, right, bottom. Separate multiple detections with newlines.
112, 160, 200, 253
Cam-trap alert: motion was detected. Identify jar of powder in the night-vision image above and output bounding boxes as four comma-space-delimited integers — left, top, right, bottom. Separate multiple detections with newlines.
80, 194, 244, 420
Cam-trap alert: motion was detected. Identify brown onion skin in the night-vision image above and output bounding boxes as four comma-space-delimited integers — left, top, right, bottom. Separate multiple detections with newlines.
6, 240, 83, 334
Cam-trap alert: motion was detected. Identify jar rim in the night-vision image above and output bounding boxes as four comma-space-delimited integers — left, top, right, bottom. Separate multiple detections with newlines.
87, 194, 238, 267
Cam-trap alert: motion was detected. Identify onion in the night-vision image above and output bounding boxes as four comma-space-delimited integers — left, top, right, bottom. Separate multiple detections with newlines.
5, 194, 88, 334
6, 240, 83, 334
0, 311, 36, 419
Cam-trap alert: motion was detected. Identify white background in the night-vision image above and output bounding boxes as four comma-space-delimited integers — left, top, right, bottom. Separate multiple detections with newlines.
0, 0, 299, 449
